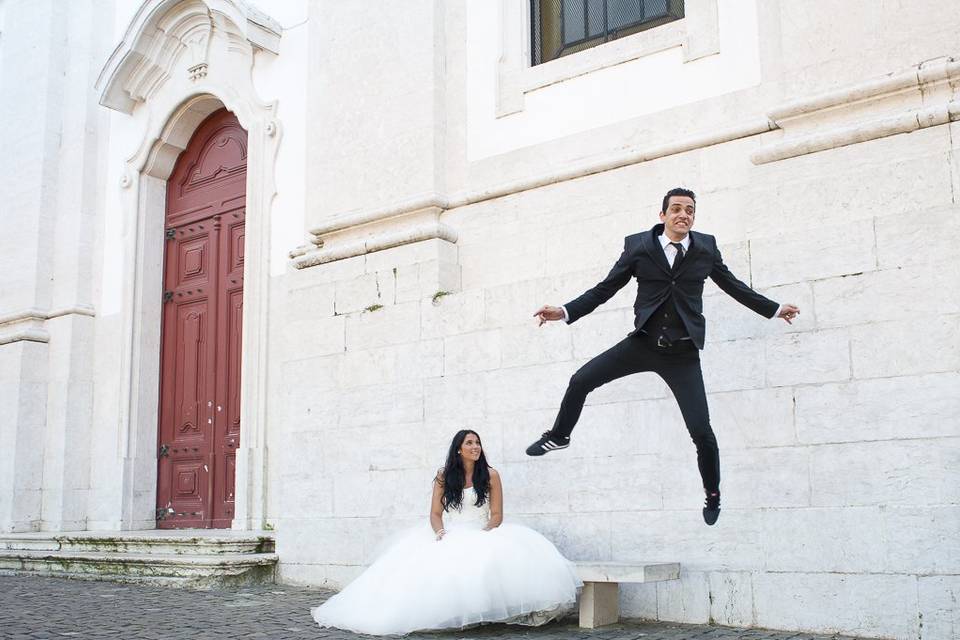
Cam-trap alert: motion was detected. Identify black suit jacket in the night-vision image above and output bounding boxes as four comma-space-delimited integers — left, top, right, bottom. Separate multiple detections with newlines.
564, 224, 779, 349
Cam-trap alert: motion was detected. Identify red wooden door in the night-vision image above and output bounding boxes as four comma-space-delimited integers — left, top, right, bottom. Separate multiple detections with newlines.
157, 109, 246, 529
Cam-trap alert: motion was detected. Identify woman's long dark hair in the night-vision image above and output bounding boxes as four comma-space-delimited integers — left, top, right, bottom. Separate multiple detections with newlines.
440, 430, 491, 512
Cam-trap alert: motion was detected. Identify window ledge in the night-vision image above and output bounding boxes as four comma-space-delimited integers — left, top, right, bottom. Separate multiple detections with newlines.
497, 0, 720, 118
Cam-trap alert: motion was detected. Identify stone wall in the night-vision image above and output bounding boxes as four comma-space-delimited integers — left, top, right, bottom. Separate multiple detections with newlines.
0, 0, 109, 533
275, 1, 960, 638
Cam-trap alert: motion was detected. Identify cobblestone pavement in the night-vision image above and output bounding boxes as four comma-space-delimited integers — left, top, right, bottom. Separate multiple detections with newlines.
0, 575, 866, 640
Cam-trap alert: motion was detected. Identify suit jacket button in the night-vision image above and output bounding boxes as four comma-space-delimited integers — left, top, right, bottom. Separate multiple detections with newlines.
671, 280, 676, 285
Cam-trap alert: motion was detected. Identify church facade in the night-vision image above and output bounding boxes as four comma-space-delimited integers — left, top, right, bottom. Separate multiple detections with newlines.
1, 0, 959, 636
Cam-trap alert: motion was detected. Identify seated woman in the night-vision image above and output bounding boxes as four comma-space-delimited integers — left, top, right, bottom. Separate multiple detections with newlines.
311, 429, 581, 635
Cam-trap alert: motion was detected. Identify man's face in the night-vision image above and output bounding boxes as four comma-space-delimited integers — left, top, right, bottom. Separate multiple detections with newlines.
659, 196, 696, 238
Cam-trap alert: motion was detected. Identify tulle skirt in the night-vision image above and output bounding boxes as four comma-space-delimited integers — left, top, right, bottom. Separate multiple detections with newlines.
311, 523, 581, 636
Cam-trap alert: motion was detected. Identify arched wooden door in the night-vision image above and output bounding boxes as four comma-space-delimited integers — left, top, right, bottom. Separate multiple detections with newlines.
157, 108, 246, 529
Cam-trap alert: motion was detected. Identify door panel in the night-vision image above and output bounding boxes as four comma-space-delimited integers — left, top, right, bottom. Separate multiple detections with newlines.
211, 212, 245, 527
158, 109, 246, 529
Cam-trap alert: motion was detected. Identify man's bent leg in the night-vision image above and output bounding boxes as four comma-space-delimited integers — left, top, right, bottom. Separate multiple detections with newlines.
550, 337, 650, 439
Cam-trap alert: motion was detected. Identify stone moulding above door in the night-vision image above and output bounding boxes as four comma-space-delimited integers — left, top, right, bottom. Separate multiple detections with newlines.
97, 0, 281, 115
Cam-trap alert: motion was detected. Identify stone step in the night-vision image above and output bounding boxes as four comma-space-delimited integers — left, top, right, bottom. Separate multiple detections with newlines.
0, 531, 274, 556
0, 549, 278, 588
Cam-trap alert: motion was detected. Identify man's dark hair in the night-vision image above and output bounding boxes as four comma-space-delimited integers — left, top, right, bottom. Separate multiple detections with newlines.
661, 187, 696, 213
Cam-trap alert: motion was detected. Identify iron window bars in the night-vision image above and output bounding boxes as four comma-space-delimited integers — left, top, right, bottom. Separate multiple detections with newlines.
531, 0, 685, 65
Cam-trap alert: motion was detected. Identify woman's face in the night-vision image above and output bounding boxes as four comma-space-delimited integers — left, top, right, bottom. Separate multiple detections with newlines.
459, 432, 482, 464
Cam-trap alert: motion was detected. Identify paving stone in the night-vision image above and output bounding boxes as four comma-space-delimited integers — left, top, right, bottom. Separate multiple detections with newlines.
0, 575, 867, 640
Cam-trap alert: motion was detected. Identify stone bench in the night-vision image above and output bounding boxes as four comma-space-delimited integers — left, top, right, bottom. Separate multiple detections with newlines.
574, 561, 680, 628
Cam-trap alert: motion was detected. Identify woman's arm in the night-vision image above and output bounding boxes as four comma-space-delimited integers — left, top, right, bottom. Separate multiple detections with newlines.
485, 469, 503, 530
430, 470, 446, 540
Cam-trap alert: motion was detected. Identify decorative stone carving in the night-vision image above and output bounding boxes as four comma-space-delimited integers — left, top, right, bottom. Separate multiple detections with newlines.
188, 63, 209, 81
96, 0, 281, 114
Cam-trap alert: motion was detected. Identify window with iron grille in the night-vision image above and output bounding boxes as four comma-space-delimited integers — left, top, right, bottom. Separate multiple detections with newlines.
531, 0, 685, 66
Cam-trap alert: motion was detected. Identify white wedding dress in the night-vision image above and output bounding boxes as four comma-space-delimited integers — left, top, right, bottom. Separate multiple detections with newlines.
311, 486, 581, 635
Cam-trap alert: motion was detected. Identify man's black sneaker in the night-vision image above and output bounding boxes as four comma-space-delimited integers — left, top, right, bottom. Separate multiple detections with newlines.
703, 491, 721, 526
525, 432, 570, 456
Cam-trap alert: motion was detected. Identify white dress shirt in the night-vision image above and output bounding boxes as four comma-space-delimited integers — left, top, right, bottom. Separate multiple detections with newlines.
659, 233, 690, 269
561, 232, 780, 322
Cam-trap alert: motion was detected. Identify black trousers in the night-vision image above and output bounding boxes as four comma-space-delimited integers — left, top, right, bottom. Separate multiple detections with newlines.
551, 334, 720, 493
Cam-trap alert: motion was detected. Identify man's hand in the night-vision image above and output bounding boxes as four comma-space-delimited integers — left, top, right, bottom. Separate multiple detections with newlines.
777, 304, 800, 324
533, 305, 565, 326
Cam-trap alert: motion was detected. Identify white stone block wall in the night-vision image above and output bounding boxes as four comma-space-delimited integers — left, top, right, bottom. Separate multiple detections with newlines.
272, 2, 960, 629
0, 341, 48, 531
276, 91, 960, 640
305, 0, 448, 222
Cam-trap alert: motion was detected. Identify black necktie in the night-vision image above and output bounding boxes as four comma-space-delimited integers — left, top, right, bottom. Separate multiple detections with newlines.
670, 242, 685, 269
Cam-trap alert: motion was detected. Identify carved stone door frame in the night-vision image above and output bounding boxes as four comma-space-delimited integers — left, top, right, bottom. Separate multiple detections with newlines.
96, 0, 282, 530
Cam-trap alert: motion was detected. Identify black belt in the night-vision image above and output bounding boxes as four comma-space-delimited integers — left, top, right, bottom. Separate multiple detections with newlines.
637, 329, 694, 351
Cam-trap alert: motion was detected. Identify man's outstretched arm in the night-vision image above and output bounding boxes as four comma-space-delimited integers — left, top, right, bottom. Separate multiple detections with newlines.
534, 240, 633, 326
710, 247, 800, 323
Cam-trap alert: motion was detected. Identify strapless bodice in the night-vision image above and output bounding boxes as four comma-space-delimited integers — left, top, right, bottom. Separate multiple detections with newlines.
445, 487, 490, 529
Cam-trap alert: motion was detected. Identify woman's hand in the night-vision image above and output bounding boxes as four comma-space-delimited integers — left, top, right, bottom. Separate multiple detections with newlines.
434, 528, 446, 541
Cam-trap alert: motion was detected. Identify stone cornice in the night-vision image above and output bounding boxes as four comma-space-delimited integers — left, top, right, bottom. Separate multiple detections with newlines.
752, 102, 960, 165
0, 306, 96, 346
291, 57, 960, 268
0, 306, 97, 327
305, 194, 450, 239
0, 327, 49, 347
752, 57, 960, 164
292, 118, 773, 268
293, 206, 457, 270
